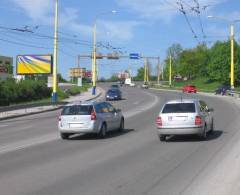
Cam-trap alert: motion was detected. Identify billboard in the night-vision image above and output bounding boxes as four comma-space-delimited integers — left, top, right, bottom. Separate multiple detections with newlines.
16, 55, 53, 74
84, 71, 92, 78
69, 68, 86, 78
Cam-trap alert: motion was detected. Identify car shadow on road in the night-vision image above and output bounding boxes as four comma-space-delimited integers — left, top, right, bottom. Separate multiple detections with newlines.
69, 128, 135, 140
165, 130, 223, 142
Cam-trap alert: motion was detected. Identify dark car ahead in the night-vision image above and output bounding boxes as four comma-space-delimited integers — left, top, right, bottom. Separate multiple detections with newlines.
106, 89, 122, 101
215, 86, 231, 95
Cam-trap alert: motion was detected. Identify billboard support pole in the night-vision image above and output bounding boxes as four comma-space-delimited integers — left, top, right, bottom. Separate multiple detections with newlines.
52, 0, 59, 103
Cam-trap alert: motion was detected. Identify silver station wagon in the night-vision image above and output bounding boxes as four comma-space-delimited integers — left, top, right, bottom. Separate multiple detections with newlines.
156, 99, 214, 141
58, 101, 124, 139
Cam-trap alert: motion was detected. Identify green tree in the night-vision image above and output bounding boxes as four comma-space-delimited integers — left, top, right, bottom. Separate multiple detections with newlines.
58, 74, 67, 83
171, 44, 210, 80
134, 67, 144, 81
207, 40, 240, 84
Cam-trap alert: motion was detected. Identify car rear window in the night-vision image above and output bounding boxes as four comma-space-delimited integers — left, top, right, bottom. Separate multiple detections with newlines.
61, 105, 93, 115
162, 103, 196, 113
108, 89, 118, 93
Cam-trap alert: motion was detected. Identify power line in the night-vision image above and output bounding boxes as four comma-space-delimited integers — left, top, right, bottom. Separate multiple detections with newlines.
0, 37, 77, 58
193, 0, 206, 39
0, 25, 124, 52
177, 1, 200, 44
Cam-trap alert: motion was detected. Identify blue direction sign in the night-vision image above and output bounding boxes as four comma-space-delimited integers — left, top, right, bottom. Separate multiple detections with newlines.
129, 53, 140, 59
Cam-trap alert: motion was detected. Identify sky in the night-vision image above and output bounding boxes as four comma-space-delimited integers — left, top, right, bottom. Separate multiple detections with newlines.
0, 0, 240, 79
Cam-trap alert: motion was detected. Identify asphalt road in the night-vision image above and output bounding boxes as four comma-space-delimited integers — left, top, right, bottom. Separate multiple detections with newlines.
0, 84, 239, 195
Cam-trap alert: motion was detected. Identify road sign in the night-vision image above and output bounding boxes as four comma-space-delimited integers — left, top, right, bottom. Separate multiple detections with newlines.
129, 53, 140, 59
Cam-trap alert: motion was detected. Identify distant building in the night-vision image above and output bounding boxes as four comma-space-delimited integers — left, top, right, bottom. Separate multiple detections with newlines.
118, 71, 130, 79
0, 55, 13, 81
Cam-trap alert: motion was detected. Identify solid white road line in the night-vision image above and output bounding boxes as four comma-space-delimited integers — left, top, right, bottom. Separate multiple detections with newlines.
0, 133, 58, 155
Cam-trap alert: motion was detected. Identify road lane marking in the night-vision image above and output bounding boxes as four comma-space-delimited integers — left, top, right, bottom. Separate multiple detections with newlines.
124, 91, 159, 118
0, 125, 35, 136
0, 133, 58, 155
0, 125, 9, 128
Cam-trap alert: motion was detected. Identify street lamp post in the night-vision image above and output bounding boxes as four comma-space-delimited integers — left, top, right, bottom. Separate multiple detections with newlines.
208, 16, 240, 89
92, 10, 117, 95
230, 25, 234, 89
169, 55, 172, 87
52, 0, 59, 103
92, 22, 97, 95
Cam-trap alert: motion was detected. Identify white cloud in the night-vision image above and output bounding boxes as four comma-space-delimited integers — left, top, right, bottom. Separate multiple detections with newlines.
9, 0, 140, 42
97, 20, 141, 41
11, 0, 53, 23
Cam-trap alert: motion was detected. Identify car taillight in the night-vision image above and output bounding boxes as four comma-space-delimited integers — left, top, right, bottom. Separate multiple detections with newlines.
195, 116, 202, 125
156, 116, 162, 127
91, 111, 97, 120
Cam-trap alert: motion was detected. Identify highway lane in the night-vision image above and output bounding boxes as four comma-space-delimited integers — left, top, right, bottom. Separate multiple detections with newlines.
0, 86, 240, 195
0, 84, 157, 151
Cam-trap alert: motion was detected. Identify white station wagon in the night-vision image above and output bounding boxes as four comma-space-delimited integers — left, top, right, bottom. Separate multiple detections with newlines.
156, 99, 214, 141
58, 101, 124, 139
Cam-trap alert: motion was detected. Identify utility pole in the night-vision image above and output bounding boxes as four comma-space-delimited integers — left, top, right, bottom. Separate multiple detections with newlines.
52, 0, 59, 103
230, 24, 234, 89
207, 15, 240, 89
157, 57, 160, 84
169, 55, 172, 87
162, 64, 164, 81
77, 55, 80, 68
144, 58, 147, 83
146, 63, 149, 82
92, 22, 97, 95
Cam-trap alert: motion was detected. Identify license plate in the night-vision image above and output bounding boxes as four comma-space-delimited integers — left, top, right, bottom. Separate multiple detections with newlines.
69, 123, 84, 128
174, 116, 187, 121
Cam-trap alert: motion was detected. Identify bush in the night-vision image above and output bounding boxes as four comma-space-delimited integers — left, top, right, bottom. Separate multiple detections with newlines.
67, 86, 81, 96
0, 79, 51, 106
57, 88, 69, 100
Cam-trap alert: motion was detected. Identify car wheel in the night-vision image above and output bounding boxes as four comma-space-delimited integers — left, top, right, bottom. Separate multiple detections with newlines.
98, 123, 107, 139
209, 120, 214, 134
159, 134, 166, 142
60, 133, 70, 140
118, 119, 124, 132
200, 126, 207, 140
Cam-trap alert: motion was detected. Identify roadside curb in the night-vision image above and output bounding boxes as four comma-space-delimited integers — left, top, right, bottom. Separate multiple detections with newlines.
149, 87, 240, 104
0, 91, 103, 121
149, 87, 215, 96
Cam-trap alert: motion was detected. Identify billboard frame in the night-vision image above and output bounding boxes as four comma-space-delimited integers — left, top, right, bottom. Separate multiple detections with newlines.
16, 54, 53, 75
